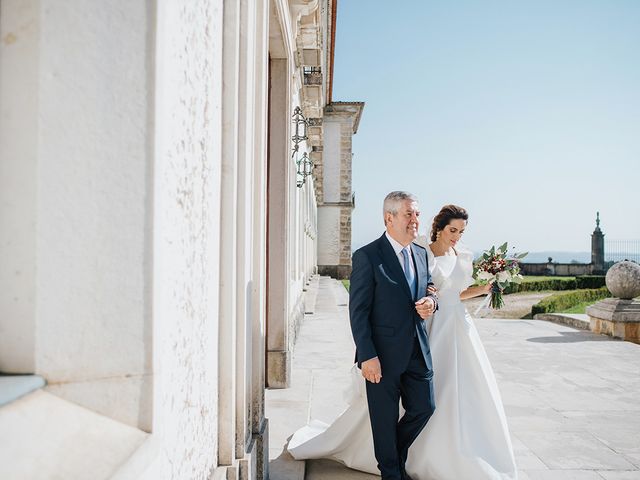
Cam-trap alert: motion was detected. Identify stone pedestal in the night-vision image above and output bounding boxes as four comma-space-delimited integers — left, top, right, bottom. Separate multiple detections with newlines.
587, 298, 640, 344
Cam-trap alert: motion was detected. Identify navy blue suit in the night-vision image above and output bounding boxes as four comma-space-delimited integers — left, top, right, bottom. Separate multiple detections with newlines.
349, 233, 437, 480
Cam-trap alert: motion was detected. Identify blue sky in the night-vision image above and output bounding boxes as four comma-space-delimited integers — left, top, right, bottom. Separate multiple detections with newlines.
332, 0, 640, 253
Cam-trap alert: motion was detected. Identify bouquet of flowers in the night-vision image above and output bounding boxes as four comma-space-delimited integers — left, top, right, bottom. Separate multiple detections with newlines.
473, 242, 527, 310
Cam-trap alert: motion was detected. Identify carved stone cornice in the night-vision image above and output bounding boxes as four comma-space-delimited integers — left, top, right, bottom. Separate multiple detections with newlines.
324, 102, 365, 134
290, 0, 320, 50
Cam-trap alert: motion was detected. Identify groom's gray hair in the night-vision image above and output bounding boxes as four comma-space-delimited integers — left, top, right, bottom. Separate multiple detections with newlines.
383, 191, 418, 223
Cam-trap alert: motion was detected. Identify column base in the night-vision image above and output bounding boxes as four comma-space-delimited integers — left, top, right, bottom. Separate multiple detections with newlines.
266, 350, 291, 389
210, 418, 268, 480
253, 418, 269, 480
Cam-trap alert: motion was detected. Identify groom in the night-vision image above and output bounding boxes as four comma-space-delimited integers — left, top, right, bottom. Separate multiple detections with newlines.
349, 191, 437, 480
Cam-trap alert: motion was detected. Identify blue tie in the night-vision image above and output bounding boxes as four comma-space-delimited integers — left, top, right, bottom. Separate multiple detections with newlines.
401, 247, 417, 299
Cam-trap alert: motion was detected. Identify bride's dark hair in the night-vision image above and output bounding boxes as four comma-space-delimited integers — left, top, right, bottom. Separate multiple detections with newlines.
431, 205, 469, 242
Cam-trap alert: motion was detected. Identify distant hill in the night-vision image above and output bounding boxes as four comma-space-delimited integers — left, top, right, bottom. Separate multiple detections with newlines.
468, 250, 639, 264
468, 250, 592, 264
508, 251, 591, 264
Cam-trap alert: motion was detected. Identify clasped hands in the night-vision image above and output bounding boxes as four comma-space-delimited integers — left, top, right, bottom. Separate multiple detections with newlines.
415, 285, 437, 319
415, 296, 436, 319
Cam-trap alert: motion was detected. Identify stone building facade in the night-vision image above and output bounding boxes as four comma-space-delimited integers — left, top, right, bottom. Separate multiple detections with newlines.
0, 1, 360, 479
316, 102, 364, 279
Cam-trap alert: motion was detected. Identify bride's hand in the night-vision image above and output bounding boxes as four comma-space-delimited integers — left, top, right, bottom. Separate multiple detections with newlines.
415, 297, 435, 319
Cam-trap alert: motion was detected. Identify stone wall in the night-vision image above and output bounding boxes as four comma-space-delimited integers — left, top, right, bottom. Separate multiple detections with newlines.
0, 0, 338, 477
520, 262, 594, 276
340, 205, 354, 267
317, 264, 352, 279
311, 148, 324, 203
0, 0, 269, 478
0, 0, 153, 432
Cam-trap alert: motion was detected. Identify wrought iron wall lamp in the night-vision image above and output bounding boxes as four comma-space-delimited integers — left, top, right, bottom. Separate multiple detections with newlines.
291, 106, 313, 187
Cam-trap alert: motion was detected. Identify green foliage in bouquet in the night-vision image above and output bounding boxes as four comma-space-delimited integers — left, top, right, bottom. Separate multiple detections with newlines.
473, 242, 528, 310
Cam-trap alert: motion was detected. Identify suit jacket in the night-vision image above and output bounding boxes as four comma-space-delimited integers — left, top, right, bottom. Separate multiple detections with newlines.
349, 233, 437, 375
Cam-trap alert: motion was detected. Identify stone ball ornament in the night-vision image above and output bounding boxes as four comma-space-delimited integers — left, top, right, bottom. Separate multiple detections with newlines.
605, 261, 640, 300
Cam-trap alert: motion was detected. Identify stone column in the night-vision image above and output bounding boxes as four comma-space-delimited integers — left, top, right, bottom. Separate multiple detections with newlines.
152, 0, 224, 475
219, 0, 241, 468
591, 212, 605, 274
0, 0, 39, 373
317, 102, 364, 279
266, 58, 292, 388
250, 0, 270, 477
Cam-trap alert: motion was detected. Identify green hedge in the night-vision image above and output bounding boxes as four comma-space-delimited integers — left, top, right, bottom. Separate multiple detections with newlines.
531, 287, 610, 316
504, 278, 576, 294
504, 275, 606, 294
575, 275, 606, 289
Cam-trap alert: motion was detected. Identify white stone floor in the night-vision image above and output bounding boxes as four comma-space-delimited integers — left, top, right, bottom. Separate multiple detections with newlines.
266, 277, 640, 480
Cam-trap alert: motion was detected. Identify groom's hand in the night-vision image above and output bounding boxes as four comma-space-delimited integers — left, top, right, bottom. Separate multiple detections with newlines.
362, 357, 382, 383
415, 297, 436, 319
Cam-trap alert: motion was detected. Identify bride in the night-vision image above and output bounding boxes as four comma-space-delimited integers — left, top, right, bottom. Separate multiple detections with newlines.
288, 204, 518, 480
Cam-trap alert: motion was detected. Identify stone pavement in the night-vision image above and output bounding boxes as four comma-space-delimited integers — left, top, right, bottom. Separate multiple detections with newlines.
266, 277, 640, 480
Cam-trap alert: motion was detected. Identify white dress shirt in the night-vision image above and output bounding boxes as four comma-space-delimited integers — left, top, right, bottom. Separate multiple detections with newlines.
385, 231, 416, 279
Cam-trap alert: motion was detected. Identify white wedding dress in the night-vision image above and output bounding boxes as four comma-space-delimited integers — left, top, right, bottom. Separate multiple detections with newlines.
288, 246, 518, 479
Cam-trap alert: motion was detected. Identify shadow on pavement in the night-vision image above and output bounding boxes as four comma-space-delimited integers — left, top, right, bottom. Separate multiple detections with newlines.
305, 459, 380, 480
526, 331, 621, 343
269, 436, 305, 480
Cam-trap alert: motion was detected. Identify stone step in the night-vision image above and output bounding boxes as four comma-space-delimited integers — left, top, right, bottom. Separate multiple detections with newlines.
0, 375, 46, 407
533, 313, 590, 330
304, 275, 320, 314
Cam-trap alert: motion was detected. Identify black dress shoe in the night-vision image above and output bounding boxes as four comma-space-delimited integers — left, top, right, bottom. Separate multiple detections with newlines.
401, 469, 415, 480
381, 473, 403, 480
